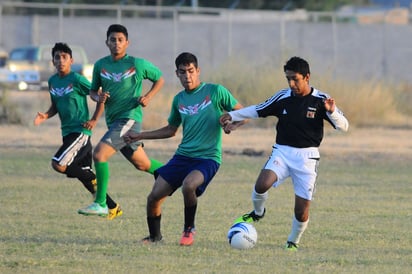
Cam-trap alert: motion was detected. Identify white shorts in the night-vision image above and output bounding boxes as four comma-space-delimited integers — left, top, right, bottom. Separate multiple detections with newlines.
264, 144, 320, 200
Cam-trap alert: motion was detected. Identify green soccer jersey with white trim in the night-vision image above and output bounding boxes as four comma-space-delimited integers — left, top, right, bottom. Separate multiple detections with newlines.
48, 71, 92, 137
169, 82, 238, 164
91, 54, 163, 127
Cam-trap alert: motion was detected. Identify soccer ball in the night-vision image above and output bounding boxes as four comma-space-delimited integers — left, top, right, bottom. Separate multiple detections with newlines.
227, 222, 257, 249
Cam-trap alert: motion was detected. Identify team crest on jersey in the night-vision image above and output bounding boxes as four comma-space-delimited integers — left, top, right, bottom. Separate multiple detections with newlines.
179, 96, 211, 115
50, 84, 73, 96
306, 107, 316, 118
100, 68, 136, 82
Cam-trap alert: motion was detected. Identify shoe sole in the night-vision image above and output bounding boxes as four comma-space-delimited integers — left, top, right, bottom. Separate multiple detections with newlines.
107, 210, 123, 220
78, 211, 108, 217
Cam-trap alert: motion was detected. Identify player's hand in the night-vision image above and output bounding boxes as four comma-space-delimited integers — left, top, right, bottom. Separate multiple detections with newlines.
83, 119, 97, 130
219, 113, 232, 127
33, 112, 47, 126
137, 96, 149, 107
324, 98, 336, 113
99, 91, 110, 103
123, 131, 140, 144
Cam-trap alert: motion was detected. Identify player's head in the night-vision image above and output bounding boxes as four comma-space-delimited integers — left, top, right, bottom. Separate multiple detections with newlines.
106, 24, 129, 58
52, 42, 72, 58
284, 56, 311, 96
106, 24, 128, 40
51, 42, 73, 75
175, 52, 200, 91
284, 56, 310, 77
175, 52, 198, 69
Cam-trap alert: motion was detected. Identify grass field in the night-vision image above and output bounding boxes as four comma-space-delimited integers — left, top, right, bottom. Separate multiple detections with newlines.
0, 124, 411, 274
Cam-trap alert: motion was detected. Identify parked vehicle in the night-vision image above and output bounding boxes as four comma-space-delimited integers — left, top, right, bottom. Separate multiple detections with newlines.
0, 44, 93, 91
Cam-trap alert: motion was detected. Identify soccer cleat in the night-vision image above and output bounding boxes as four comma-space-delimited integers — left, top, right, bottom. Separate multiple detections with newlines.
234, 208, 266, 224
179, 227, 196, 246
141, 236, 163, 244
285, 241, 299, 251
78, 202, 108, 217
107, 204, 123, 220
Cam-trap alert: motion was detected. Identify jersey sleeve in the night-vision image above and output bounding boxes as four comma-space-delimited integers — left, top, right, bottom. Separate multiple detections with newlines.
75, 73, 91, 96
135, 58, 163, 82
90, 59, 102, 91
215, 84, 238, 111
167, 94, 182, 128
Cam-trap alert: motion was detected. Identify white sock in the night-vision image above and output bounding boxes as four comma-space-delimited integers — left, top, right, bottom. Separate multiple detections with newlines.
287, 215, 309, 244
252, 188, 268, 216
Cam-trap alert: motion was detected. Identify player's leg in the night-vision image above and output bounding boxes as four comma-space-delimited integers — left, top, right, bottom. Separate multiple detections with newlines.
285, 195, 310, 251
121, 143, 163, 175
285, 147, 319, 250
235, 146, 288, 224
179, 158, 219, 246
143, 176, 173, 243
52, 133, 96, 195
119, 119, 163, 175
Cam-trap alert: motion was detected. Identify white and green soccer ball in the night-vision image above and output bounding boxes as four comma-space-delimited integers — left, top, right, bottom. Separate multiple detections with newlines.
227, 222, 257, 249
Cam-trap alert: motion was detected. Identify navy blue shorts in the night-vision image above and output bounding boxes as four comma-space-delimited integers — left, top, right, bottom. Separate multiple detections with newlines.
156, 154, 220, 197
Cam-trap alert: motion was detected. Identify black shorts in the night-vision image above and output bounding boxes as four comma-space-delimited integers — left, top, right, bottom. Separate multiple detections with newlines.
53, 132, 92, 168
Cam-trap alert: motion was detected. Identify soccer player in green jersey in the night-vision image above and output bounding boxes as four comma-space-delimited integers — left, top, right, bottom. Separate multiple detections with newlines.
123, 52, 244, 246
34, 42, 120, 219
78, 24, 165, 218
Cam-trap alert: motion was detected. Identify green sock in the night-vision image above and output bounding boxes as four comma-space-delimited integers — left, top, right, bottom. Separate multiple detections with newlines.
95, 161, 109, 207
147, 158, 163, 175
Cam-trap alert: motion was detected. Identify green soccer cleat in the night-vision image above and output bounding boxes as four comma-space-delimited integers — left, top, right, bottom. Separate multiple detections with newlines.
285, 241, 299, 251
78, 202, 108, 217
233, 209, 265, 224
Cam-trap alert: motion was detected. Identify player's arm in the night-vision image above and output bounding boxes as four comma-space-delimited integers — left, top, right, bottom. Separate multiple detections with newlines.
83, 90, 109, 130
324, 98, 349, 132
123, 124, 178, 144
220, 104, 258, 126
33, 102, 57, 126
222, 103, 249, 134
138, 76, 165, 107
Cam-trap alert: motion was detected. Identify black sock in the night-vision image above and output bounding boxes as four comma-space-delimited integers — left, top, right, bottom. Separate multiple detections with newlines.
106, 195, 117, 209
147, 215, 162, 240
184, 204, 197, 230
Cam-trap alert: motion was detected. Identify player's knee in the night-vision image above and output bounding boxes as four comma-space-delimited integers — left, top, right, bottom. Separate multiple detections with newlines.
294, 207, 309, 222
51, 161, 66, 174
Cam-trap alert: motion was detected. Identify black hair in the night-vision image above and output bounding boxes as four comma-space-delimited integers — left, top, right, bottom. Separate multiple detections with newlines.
175, 52, 198, 68
283, 56, 310, 76
106, 24, 128, 40
51, 42, 72, 58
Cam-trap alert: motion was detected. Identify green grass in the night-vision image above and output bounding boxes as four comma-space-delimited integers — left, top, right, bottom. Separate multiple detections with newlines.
1, 145, 411, 274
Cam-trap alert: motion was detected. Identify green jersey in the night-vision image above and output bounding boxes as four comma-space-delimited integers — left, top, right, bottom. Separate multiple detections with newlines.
91, 54, 163, 127
168, 82, 238, 164
48, 71, 92, 137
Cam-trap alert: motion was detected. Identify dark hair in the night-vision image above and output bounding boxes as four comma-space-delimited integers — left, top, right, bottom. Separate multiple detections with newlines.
175, 52, 198, 68
283, 56, 310, 76
106, 24, 128, 40
51, 42, 72, 58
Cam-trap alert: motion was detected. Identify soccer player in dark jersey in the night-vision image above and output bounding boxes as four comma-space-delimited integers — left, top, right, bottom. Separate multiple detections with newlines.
220, 56, 349, 251
78, 24, 165, 218
123, 52, 244, 246
34, 42, 120, 219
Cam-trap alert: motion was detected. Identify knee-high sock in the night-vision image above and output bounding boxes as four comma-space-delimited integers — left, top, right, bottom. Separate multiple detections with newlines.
184, 204, 197, 230
287, 215, 309, 244
147, 215, 162, 240
95, 162, 109, 207
147, 158, 163, 175
252, 188, 268, 216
